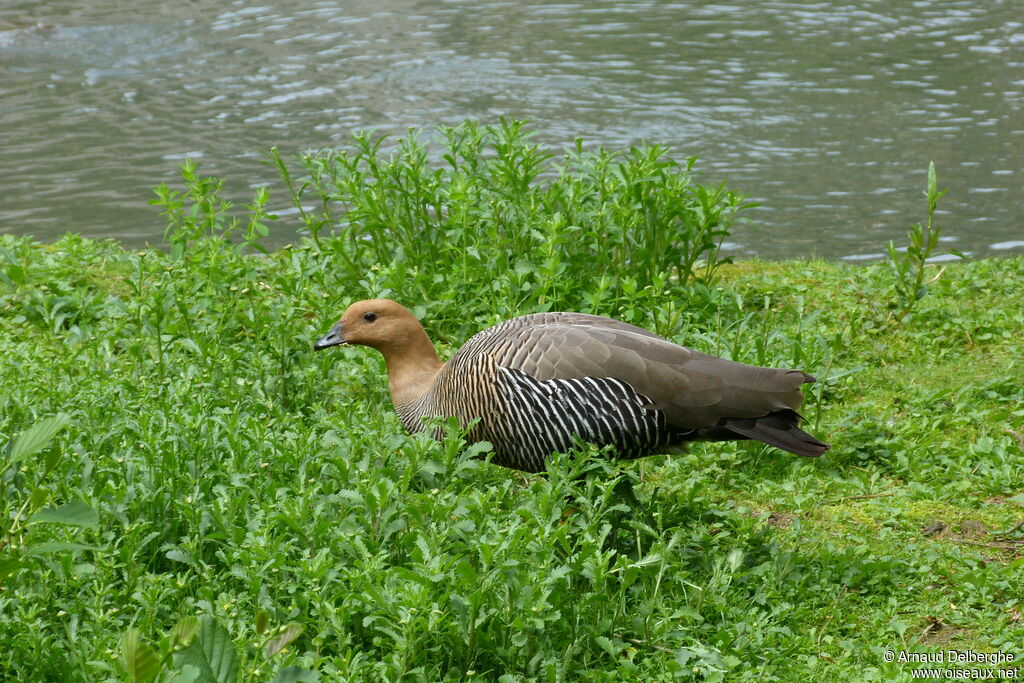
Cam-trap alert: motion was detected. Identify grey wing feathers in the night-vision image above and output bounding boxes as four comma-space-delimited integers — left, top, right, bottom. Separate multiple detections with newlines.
480, 313, 814, 431
499, 312, 667, 340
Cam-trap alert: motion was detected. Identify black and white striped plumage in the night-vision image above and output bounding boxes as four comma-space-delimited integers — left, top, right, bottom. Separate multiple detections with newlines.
400, 363, 677, 472
316, 301, 829, 473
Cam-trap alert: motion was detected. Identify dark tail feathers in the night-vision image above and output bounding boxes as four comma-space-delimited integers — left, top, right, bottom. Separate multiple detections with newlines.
721, 410, 829, 457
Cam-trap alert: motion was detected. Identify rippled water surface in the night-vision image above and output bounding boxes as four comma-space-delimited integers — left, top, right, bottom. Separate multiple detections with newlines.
1, 1, 1021, 259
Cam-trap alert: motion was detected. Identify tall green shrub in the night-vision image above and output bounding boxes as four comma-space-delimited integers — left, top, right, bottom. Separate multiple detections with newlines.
272, 119, 754, 333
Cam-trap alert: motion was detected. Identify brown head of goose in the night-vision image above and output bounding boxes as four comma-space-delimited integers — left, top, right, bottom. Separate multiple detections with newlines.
315, 299, 829, 473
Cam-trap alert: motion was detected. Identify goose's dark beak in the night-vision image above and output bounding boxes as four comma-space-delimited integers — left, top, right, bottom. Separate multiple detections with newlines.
314, 322, 347, 350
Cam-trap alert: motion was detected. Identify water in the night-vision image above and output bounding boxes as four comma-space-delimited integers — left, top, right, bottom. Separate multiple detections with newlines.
1, 0, 1021, 260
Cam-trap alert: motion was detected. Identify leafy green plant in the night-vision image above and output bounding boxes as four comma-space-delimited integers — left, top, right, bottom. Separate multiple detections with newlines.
0, 243, 28, 291
119, 616, 312, 683
0, 414, 99, 584
150, 159, 276, 259
886, 161, 952, 316
273, 119, 752, 332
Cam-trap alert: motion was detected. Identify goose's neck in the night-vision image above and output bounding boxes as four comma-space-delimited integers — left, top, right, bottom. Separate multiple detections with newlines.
380, 328, 444, 408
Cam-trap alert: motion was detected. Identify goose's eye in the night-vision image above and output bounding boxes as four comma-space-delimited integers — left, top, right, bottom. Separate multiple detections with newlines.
363, 312, 377, 323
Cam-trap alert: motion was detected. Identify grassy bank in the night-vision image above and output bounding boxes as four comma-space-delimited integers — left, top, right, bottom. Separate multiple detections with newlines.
2, 123, 1023, 681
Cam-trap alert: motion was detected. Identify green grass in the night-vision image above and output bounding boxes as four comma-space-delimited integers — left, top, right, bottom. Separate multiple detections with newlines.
1, 123, 1023, 681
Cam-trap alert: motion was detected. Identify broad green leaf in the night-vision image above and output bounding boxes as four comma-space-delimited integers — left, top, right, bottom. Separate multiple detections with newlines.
170, 616, 201, 650
254, 609, 269, 635
595, 635, 617, 656
0, 556, 26, 583
8, 414, 70, 464
0, 244, 17, 264
272, 667, 319, 683
173, 616, 239, 683
29, 486, 49, 511
166, 549, 195, 566
25, 542, 99, 556
6, 264, 25, 285
726, 548, 744, 572
175, 337, 203, 355
43, 449, 60, 471
29, 499, 98, 530
121, 629, 162, 683
168, 665, 200, 683
264, 623, 303, 659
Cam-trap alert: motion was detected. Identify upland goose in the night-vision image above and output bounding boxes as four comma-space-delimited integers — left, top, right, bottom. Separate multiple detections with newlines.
315, 299, 829, 473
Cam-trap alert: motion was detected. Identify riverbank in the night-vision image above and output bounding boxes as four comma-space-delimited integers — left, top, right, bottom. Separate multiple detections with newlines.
1, 230, 1021, 680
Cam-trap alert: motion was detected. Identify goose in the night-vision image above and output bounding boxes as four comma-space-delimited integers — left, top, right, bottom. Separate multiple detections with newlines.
315, 299, 828, 473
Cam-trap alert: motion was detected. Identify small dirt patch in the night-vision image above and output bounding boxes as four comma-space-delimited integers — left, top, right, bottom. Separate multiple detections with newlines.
766, 512, 796, 529
918, 617, 971, 647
